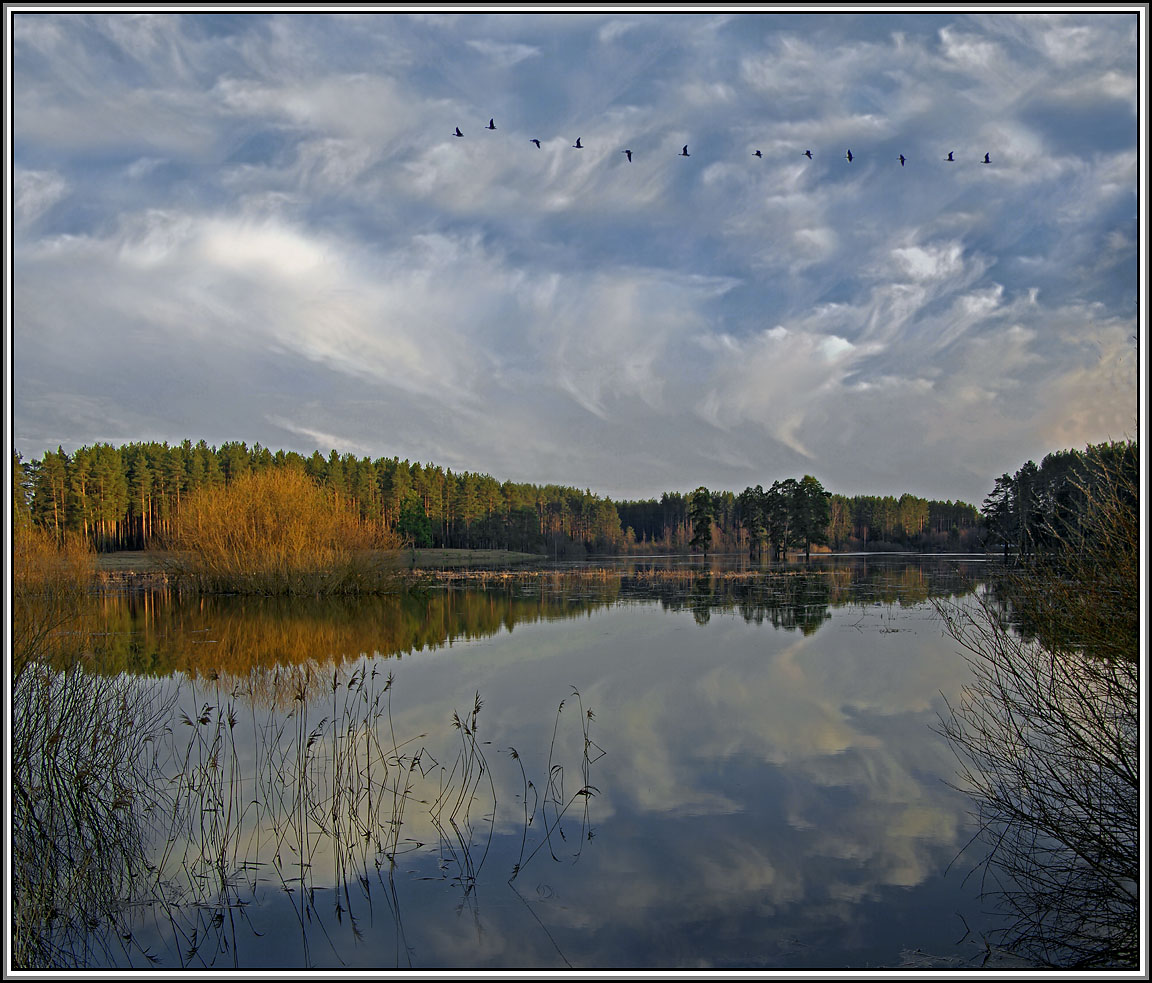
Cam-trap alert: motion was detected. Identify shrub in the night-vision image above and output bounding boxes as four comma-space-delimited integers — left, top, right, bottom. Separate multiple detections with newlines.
167, 466, 402, 594
12, 524, 96, 674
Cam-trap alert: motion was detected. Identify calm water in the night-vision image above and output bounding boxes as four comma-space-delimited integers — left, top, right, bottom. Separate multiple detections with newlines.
16, 555, 1020, 971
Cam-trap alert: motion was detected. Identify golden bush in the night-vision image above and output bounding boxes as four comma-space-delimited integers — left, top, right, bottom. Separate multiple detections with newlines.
168, 467, 401, 594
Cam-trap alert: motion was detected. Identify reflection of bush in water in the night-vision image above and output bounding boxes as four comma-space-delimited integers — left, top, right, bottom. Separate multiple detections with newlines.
12, 524, 97, 674
53, 583, 625, 680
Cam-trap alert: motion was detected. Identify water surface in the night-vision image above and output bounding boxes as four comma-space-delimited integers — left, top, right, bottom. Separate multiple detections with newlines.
15, 555, 1014, 971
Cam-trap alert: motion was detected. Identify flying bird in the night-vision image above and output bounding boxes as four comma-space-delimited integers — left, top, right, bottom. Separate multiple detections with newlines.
454, 127, 463, 137
623, 149, 632, 162
680, 145, 690, 157
531, 138, 541, 148
753, 149, 762, 158
573, 137, 583, 148
845, 149, 853, 162
899, 154, 906, 166
982, 152, 991, 164
487, 118, 496, 130
945, 151, 955, 161
803, 149, 813, 159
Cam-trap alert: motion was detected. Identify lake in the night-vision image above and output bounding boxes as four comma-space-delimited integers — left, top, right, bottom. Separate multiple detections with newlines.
13, 554, 1023, 971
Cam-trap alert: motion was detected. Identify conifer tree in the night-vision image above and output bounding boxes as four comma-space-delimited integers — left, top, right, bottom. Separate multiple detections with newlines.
688, 486, 713, 555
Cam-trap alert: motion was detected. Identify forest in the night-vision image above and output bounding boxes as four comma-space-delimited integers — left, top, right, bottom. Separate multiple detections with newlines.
979, 440, 1138, 561
8, 437, 1016, 559
11, 441, 624, 557
616, 484, 980, 555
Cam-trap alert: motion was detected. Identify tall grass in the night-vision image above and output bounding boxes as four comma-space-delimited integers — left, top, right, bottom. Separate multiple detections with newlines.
11, 660, 175, 968
143, 668, 602, 969
10, 522, 175, 967
166, 467, 403, 595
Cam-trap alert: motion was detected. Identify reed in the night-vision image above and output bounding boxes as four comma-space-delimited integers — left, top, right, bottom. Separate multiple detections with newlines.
12, 622, 605, 970
11, 662, 174, 968
144, 664, 603, 967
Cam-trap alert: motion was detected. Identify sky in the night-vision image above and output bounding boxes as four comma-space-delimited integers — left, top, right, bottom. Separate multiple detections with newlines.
5, 7, 1145, 507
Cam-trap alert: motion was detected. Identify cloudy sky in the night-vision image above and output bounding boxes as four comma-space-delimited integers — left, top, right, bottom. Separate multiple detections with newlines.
6, 8, 1143, 506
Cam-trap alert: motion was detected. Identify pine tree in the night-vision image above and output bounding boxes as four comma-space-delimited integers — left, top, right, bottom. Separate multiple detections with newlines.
688, 486, 713, 555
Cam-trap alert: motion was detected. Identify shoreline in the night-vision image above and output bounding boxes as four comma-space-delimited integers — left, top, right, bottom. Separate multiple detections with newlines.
89, 548, 993, 592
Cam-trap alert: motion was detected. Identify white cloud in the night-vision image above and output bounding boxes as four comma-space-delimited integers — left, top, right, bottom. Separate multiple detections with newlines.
695, 324, 865, 456
890, 242, 965, 282
597, 19, 638, 45
465, 38, 540, 68
13, 169, 68, 227
938, 24, 1000, 71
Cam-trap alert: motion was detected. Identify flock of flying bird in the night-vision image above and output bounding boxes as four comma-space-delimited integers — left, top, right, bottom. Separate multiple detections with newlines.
456, 119, 993, 167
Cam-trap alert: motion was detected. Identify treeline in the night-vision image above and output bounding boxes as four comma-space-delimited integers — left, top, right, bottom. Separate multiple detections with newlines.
616, 484, 980, 553
12, 439, 987, 557
12, 441, 626, 556
981, 440, 1138, 561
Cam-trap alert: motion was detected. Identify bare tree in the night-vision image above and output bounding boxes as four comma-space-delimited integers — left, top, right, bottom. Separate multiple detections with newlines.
934, 441, 1139, 969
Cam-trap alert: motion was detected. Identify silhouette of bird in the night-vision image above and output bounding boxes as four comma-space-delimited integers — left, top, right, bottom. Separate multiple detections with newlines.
454, 127, 463, 138
982, 152, 991, 164
680, 145, 690, 157
572, 137, 583, 148
899, 154, 906, 166
487, 118, 496, 130
531, 138, 541, 148
945, 151, 955, 161
623, 149, 632, 162
845, 149, 853, 162
754, 149, 762, 158
803, 149, 813, 159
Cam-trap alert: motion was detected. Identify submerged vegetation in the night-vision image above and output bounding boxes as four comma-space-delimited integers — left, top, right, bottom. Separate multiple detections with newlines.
936, 440, 1139, 969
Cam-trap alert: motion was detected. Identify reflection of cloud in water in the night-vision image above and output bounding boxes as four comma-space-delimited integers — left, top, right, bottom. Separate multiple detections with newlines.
45, 559, 997, 968
513, 600, 985, 954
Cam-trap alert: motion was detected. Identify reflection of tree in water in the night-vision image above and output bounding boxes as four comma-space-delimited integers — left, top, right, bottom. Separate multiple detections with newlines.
625, 559, 980, 636
644, 572, 833, 634
52, 560, 985, 683
936, 599, 1138, 968
11, 660, 603, 970
14, 557, 986, 968
49, 582, 625, 680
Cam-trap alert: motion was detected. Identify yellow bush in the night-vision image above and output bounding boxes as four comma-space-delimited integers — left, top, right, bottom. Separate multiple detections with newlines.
168, 467, 401, 594
12, 525, 96, 673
